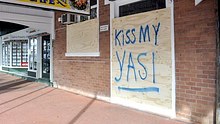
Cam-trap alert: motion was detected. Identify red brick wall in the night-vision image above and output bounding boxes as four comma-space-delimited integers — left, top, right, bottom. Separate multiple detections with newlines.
175, 0, 217, 123
53, 0, 217, 123
53, 0, 110, 97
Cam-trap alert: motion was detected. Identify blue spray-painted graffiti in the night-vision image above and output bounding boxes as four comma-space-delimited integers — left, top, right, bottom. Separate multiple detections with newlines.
127, 52, 137, 82
137, 52, 147, 80
152, 23, 161, 46
115, 51, 126, 82
114, 22, 161, 93
115, 22, 160, 46
114, 50, 156, 82
139, 25, 150, 43
118, 86, 159, 93
152, 52, 156, 83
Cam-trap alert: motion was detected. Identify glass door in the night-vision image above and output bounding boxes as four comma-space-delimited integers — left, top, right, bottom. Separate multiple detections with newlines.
42, 35, 50, 79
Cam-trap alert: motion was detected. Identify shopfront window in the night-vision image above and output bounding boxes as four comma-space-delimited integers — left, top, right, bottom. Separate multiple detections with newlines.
29, 38, 37, 70
21, 42, 28, 67
113, 0, 167, 18
2, 42, 10, 66
2, 40, 28, 67
79, 0, 98, 22
11, 41, 28, 67
12, 42, 21, 67
119, 0, 166, 17
90, 0, 98, 19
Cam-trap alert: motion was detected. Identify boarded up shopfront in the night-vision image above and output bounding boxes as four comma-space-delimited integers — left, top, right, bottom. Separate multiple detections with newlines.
53, 0, 216, 123
111, 8, 174, 114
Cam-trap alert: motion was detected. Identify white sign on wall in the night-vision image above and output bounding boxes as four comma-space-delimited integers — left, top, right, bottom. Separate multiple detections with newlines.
100, 25, 109, 32
195, 0, 203, 6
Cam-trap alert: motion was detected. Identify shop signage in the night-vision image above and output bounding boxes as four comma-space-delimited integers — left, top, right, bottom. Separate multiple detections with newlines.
112, 8, 173, 111
100, 25, 109, 32
0, 0, 90, 14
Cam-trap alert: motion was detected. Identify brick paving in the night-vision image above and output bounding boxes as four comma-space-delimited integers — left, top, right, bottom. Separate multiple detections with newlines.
0, 72, 190, 124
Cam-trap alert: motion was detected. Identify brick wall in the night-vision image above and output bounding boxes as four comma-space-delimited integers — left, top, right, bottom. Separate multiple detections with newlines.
53, 0, 110, 97
175, 0, 217, 123
53, 0, 217, 123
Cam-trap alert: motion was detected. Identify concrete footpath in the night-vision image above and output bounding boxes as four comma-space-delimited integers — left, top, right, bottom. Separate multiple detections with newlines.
0, 72, 189, 124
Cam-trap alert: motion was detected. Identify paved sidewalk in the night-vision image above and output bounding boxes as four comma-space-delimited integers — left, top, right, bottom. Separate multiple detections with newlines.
0, 72, 189, 124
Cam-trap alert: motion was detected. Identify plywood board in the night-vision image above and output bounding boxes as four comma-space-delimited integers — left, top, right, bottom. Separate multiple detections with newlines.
112, 8, 172, 109
67, 19, 99, 54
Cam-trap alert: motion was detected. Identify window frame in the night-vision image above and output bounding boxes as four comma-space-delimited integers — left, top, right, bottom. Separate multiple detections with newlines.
111, 0, 171, 18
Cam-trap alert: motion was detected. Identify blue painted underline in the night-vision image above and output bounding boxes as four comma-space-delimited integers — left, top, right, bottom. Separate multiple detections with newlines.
118, 86, 160, 93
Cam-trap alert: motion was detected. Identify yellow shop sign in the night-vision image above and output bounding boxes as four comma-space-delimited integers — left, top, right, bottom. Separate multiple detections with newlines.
19, 0, 71, 8
0, 0, 90, 14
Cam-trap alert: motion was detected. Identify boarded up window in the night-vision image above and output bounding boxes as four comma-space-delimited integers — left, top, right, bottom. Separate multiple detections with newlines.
66, 19, 99, 56
112, 8, 173, 112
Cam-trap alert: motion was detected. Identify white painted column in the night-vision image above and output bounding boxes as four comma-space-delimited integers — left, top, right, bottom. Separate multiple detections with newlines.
171, 0, 176, 118
110, 1, 115, 98
36, 36, 42, 79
